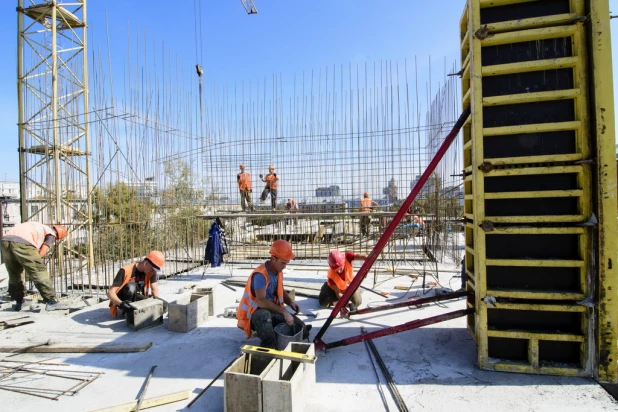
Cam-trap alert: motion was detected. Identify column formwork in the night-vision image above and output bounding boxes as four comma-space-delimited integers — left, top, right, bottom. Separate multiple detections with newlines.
461, 0, 617, 380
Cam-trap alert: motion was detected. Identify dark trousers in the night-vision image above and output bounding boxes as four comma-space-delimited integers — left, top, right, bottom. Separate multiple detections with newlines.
250, 308, 307, 349
318, 282, 362, 309
261, 188, 277, 209
360, 216, 371, 236
118, 282, 141, 302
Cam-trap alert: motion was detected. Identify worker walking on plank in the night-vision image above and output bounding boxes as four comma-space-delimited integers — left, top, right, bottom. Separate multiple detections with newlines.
237, 164, 254, 212
259, 165, 279, 211
2, 222, 69, 311
107, 251, 165, 318
359, 192, 378, 236
237, 240, 311, 348
318, 250, 366, 310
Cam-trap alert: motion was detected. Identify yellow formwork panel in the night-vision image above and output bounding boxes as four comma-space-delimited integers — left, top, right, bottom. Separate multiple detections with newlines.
461, 0, 609, 378
589, 0, 618, 383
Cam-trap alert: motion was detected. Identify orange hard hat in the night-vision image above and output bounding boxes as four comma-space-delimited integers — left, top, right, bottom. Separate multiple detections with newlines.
145, 250, 165, 270
328, 250, 345, 271
363, 192, 369, 198
53, 225, 67, 241
269, 240, 295, 261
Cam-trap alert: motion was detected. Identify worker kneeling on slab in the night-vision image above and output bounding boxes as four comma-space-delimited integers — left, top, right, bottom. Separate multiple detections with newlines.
107, 251, 165, 318
2, 222, 69, 311
236, 240, 311, 348
318, 250, 365, 310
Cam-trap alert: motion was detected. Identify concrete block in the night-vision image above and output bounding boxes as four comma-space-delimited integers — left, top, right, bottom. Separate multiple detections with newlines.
194, 287, 215, 315
168, 294, 209, 333
285, 289, 296, 301
262, 342, 316, 412
224, 354, 274, 412
126, 299, 163, 331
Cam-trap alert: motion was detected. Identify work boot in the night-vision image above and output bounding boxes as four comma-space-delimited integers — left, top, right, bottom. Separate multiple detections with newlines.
13, 300, 23, 312
45, 299, 69, 311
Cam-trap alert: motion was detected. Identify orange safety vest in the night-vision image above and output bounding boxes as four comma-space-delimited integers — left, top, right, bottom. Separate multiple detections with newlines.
237, 172, 252, 191
360, 198, 373, 212
237, 263, 284, 338
264, 173, 278, 190
6, 222, 55, 250
327, 258, 354, 294
108, 262, 154, 317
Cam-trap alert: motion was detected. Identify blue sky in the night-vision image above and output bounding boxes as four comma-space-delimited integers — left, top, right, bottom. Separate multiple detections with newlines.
0, 0, 617, 182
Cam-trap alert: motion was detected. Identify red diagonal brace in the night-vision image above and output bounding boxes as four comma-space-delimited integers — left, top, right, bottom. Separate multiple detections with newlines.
349, 290, 469, 317
325, 308, 474, 350
313, 106, 471, 351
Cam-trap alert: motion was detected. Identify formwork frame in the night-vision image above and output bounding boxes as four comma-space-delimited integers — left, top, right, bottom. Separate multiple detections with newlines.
462, 0, 616, 379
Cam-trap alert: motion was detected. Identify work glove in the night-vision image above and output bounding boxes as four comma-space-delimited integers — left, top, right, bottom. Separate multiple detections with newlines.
259, 174, 263, 178
249, 189, 252, 193
118, 301, 135, 312
273, 173, 277, 177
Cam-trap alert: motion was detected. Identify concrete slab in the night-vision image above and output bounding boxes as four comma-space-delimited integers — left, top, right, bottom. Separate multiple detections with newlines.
0, 262, 614, 412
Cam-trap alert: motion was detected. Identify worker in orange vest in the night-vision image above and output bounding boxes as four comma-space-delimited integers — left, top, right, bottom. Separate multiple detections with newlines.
237, 164, 254, 212
107, 251, 165, 318
236, 240, 311, 348
2, 222, 69, 311
319, 250, 366, 310
259, 165, 279, 211
359, 192, 378, 236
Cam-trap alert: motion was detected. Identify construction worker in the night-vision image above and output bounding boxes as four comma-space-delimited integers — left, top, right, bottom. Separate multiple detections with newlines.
359, 192, 378, 236
237, 164, 254, 212
259, 165, 279, 210
1, 222, 69, 311
318, 250, 366, 310
236, 240, 311, 348
107, 251, 165, 318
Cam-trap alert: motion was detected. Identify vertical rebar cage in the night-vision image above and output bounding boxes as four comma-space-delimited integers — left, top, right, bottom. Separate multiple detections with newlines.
461, 0, 617, 379
17, 1, 95, 293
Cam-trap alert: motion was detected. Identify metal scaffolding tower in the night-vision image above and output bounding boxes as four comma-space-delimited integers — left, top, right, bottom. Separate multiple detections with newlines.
17, 0, 94, 290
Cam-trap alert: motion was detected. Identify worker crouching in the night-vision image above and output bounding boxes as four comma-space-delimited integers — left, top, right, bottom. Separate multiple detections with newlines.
318, 250, 366, 310
107, 251, 165, 318
2, 222, 70, 311
236, 240, 311, 348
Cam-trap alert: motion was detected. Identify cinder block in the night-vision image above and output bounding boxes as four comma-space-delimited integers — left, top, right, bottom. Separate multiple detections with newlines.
126, 299, 163, 331
168, 294, 210, 333
224, 354, 274, 412
194, 287, 215, 315
262, 342, 316, 412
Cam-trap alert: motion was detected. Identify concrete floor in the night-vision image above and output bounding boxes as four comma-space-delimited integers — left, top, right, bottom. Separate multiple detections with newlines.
0, 262, 616, 412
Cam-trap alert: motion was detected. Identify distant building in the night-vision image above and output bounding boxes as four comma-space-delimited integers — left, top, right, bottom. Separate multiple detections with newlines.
0, 182, 19, 199
383, 177, 398, 202
315, 185, 341, 197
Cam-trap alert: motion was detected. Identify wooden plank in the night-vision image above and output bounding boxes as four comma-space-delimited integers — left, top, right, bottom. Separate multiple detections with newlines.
0, 342, 152, 353
87, 390, 191, 412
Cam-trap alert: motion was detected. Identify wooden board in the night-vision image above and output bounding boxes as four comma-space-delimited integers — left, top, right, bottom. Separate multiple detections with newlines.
0, 342, 152, 353
87, 390, 191, 412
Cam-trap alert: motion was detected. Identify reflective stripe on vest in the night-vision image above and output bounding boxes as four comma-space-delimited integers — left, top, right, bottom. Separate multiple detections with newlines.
236, 263, 284, 338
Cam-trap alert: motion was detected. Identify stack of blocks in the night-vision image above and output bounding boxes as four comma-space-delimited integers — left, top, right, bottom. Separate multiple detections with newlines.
224, 342, 316, 412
